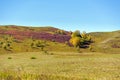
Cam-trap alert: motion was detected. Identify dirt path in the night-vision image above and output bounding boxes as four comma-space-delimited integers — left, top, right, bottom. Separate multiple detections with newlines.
101, 37, 114, 44
100, 35, 119, 44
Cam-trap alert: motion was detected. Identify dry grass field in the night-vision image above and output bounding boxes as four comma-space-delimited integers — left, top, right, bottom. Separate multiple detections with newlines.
0, 52, 120, 80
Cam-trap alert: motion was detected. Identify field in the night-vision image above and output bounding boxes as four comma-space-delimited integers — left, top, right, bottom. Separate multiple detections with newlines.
0, 52, 120, 80
0, 26, 120, 80
1, 0, 120, 79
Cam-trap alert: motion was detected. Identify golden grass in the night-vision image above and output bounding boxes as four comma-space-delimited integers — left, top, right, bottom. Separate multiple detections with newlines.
0, 52, 120, 80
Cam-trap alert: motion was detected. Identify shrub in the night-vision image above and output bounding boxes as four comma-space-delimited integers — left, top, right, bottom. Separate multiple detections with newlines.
43, 50, 49, 55
50, 53, 54, 55
30, 57, 36, 59
8, 57, 12, 59
3, 46, 7, 50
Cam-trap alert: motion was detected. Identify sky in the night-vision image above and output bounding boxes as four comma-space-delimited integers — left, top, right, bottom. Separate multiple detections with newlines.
0, 0, 120, 32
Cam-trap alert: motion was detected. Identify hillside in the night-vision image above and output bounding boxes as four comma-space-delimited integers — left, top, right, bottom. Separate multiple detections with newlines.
0, 25, 71, 43
90, 30, 120, 53
0, 25, 120, 53
0, 25, 76, 53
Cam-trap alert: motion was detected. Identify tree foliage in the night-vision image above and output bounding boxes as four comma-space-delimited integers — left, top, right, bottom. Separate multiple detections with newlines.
70, 37, 81, 47
70, 30, 92, 48
71, 30, 81, 38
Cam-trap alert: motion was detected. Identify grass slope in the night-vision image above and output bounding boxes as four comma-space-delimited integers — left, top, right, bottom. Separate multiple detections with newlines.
0, 25, 120, 53
0, 25, 74, 53
90, 31, 120, 53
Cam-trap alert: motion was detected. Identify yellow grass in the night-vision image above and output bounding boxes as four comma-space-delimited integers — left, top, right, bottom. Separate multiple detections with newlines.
0, 52, 120, 80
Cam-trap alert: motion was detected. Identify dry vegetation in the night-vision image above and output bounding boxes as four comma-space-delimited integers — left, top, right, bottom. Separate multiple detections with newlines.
0, 52, 120, 80
0, 25, 120, 80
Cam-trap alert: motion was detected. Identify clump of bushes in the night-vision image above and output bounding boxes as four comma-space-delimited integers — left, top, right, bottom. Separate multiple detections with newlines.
69, 30, 93, 53
70, 30, 92, 48
3, 43, 12, 50
0, 35, 14, 51
31, 40, 48, 51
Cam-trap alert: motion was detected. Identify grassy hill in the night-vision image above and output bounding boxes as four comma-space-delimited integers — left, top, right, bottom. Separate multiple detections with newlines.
90, 30, 120, 53
0, 25, 76, 53
0, 25, 71, 42
0, 25, 120, 54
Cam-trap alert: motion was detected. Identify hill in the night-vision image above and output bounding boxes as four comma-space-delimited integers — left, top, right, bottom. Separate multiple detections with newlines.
0, 25, 76, 53
90, 30, 120, 53
0, 25, 71, 43
0, 25, 120, 53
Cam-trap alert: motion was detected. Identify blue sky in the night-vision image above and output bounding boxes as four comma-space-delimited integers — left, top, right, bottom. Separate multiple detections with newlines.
0, 0, 120, 32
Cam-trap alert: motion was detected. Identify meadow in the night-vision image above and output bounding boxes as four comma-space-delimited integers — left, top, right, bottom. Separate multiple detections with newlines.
0, 52, 120, 80
0, 26, 120, 80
